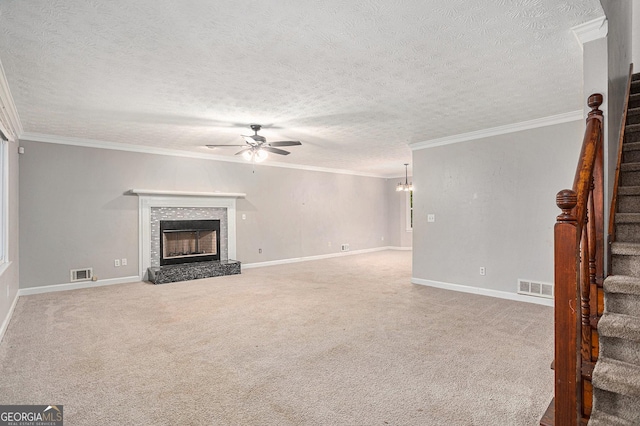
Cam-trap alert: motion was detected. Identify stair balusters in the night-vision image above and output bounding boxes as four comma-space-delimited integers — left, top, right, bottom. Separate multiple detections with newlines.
549, 94, 604, 426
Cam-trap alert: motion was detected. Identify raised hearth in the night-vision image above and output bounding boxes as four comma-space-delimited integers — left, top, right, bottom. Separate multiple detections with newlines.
148, 260, 241, 284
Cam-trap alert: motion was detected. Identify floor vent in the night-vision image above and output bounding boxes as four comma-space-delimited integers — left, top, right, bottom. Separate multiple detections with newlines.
518, 279, 553, 299
70, 268, 93, 282
341, 244, 350, 252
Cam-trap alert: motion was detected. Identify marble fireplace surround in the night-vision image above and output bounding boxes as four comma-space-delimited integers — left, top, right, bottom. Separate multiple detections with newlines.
129, 189, 246, 280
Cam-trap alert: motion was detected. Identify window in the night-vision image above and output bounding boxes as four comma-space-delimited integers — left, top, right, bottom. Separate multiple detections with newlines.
405, 190, 413, 231
0, 127, 8, 268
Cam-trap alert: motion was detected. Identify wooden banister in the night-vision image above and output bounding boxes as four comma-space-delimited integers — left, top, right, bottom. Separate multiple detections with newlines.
608, 64, 634, 252
551, 94, 603, 426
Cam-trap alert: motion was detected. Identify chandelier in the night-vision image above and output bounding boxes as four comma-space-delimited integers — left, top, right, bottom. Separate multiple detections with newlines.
396, 163, 413, 192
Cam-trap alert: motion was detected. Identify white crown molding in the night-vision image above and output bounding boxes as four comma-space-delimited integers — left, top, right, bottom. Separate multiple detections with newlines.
17, 275, 140, 296
411, 278, 553, 307
572, 16, 608, 47
0, 59, 23, 139
19, 131, 389, 178
410, 110, 583, 151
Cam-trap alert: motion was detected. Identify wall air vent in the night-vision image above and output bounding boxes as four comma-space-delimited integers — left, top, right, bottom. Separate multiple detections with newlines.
518, 279, 553, 299
70, 268, 93, 282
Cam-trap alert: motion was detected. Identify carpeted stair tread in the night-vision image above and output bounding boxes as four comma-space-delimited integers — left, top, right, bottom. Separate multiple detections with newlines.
628, 107, 640, 125
592, 358, 640, 397
588, 410, 636, 426
618, 185, 640, 195
594, 69, 640, 423
598, 313, 640, 342
620, 162, 640, 172
611, 242, 640, 256
604, 275, 640, 295
616, 213, 640, 223
626, 128, 640, 144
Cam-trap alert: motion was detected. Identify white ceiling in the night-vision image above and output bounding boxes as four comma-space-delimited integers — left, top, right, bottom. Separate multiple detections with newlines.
0, 0, 603, 176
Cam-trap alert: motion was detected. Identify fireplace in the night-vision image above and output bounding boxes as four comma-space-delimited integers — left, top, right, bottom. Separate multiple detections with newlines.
130, 189, 243, 283
160, 220, 220, 266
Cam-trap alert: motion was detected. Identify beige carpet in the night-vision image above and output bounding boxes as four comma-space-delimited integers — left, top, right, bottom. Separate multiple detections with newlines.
0, 251, 553, 425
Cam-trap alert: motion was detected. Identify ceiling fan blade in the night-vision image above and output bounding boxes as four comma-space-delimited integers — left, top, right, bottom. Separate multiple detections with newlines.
206, 144, 247, 148
242, 135, 257, 144
268, 141, 301, 147
242, 134, 266, 144
235, 148, 252, 156
262, 146, 290, 155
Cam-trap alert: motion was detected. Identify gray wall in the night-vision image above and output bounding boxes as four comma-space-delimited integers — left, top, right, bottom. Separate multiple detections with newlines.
18, 141, 391, 288
0, 137, 19, 335
602, 0, 633, 227
634, 0, 640, 68
411, 120, 583, 294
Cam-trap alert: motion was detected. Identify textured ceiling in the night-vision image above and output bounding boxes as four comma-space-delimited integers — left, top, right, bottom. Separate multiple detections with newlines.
0, 0, 603, 176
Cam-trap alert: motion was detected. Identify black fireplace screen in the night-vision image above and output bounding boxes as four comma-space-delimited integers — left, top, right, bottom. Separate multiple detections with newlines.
160, 220, 221, 266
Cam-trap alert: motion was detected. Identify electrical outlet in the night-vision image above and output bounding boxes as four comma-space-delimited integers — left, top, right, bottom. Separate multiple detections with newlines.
480, 267, 486, 276
427, 214, 435, 223
114, 259, 120, 267
258, 248, 262, 254
121, 258, 127, 266
242, 214, 246, 220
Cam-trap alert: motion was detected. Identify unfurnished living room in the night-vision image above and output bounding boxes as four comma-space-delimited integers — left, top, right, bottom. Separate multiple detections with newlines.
1, 1, 639, 425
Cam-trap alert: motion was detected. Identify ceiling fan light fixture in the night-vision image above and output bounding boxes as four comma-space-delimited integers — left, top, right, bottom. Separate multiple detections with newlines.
254, 149, 268, 162
242, 150, 254, 161
206, 124, 301, 162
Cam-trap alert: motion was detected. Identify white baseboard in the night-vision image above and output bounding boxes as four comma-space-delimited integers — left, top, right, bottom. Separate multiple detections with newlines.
387, 246, 412, 251
242, 246, 408, 269
18, 275, 141, 296
0, 290, 19, 344
411, 277, 554, 307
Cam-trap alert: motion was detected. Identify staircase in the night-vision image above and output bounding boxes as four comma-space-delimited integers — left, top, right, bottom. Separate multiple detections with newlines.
588, 72, 640, 426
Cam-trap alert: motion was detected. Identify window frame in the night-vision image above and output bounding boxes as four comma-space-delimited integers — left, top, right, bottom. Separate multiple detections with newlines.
0, 124, 11, 275
405, 190, 413, 232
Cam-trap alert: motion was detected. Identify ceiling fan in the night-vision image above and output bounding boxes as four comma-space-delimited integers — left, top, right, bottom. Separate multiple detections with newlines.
206, 124, 301, 162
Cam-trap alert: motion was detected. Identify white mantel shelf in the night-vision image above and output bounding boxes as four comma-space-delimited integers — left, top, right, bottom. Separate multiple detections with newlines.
128, 189, 246, 198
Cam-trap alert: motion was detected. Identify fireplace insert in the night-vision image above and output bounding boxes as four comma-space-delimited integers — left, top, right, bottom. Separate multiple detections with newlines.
159, 219, 221, 266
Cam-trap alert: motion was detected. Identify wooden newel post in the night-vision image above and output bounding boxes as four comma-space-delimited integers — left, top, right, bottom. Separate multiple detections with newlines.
555, 188, 580, 426
587, 94, 603, 121
556, 190, 578, 222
